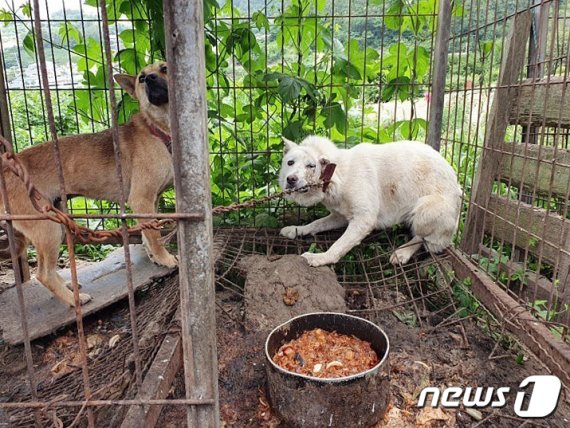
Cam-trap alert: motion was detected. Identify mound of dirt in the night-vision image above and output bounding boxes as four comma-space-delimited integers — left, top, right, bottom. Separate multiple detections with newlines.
238, 255, 347, 332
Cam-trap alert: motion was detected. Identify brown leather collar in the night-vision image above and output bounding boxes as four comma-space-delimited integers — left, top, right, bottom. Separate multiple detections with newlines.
320, 163, 336, 192
144, 118, 172, 154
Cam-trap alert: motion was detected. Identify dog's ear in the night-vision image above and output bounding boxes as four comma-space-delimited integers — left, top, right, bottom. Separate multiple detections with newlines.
114, 74, 137, 98
319, 156, 330, 168
282, 136, 298, 154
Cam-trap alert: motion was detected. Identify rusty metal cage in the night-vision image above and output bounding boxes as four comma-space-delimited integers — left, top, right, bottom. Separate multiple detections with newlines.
0, 0, 569, 426
442, 0, 570, 386
0, 0, 218, 426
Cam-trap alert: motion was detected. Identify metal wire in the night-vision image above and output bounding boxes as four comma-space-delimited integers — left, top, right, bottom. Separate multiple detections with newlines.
0, 0, 569, 425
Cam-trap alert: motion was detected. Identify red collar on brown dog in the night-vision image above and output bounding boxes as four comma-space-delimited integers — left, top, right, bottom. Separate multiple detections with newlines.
144, 118, 172, 154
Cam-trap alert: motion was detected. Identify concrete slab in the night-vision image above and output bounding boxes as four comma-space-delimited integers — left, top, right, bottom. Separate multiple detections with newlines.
0, 245, 175, 345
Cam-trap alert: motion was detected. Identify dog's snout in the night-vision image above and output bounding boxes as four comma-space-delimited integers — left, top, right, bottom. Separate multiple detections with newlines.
287, 175, 298, 186
145, 73, 158, 82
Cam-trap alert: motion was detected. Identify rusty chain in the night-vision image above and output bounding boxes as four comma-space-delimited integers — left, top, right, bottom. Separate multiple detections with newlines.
0, 136, 176, 243
211, 184, 322, 214
0, 136, 326, 244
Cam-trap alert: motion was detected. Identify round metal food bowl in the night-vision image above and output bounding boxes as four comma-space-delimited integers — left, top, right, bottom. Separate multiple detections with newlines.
265, 312, 390, 428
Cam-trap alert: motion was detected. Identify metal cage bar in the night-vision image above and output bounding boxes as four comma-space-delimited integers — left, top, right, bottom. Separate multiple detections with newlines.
164, 0, 220, 426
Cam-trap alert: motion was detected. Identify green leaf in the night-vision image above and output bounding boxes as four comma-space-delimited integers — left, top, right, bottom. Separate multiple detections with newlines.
252, 11, 269, 31
452, 1, 464, 17
74, 37, 105, 73
333, 59, 362, 80
320, 102, 346, 133
114, 48, 145, 75
73, 89, 109, 126
205, 41, 218, 72
400, 119, 426, 140
0, 9, 12, 26
282, 120, 304, 141
384, 0, 404, 31
479, 40, 494, 57
203, 0, 220, 22
316, 0, 327, 12
381, 76, 410, 102
21, 2, 31, 17
23, 31, 35, 57
119, 29, 136, 46
226, 26, 258, 57
117, 93, 139, 124
58, 22, 82, 45
240, 103, 259, 124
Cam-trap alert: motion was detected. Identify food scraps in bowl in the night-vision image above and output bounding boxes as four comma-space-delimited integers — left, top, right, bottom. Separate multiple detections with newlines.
272, 328, 379, 378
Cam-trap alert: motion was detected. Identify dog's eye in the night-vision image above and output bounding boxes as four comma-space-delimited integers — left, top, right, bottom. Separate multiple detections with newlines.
160, 65, 167, 74
287, 160, 294, 166
138, 73, 145, 83
307, 164, 316, 169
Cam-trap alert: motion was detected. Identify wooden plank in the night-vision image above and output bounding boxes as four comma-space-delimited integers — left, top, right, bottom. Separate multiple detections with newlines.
426, 0, 452, 151
121, 311, 182, 428
447, 248, 570, 387
478, 245, 567, 308
510, 77, 570, 128
498, 142, 570, 197
521, 0, 551, 146
483, 195, 570, 294
483, 195, 570, 267
461, 11, 532, 254
0, 245, 175, 344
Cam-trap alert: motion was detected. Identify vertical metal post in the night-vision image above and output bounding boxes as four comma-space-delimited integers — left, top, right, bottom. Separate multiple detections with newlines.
0, 49, 30, 283
517, 0, 549, 257
427, 0, 453, 151
528, 0, 550, 80
164, 1, 220, 427
0, 51, 11, 141
523, 0, 550, 146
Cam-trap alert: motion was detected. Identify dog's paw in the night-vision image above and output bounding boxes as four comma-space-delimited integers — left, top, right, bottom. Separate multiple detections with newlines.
280, 225, 303, 240
301, 252, 332, 267
78, 292, 92, 305
389, 249, 412, 265
153, 253, 178, 268
66, 281, 83, 291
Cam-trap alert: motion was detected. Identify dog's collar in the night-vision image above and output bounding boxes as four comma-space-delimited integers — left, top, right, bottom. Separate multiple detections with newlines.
320, 163, 336, 192
144, 118, 172, 154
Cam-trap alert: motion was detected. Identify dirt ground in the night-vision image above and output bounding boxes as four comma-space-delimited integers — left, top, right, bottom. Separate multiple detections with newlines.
212, 300, 570, 427
159, 240, 570, 428
154, 287, 570, 428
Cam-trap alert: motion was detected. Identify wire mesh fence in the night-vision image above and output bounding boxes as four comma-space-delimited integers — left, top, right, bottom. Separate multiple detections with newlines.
442, 0, 570, 342
1, 0, 217, 426
0, 0, 446, 229
0, 0, 569, 426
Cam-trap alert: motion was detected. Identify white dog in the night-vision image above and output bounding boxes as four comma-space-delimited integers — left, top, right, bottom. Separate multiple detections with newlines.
279, 136, 461, 267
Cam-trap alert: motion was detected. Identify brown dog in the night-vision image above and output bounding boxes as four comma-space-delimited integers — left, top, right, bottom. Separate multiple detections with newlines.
1, 62, 177, 306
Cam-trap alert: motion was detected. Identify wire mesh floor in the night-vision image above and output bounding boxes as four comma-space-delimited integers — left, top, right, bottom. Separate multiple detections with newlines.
0, 272, 180, 427
213, 227, 461, 330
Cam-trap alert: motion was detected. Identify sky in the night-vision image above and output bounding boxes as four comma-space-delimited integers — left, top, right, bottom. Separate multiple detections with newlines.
1, 0, 84, 16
